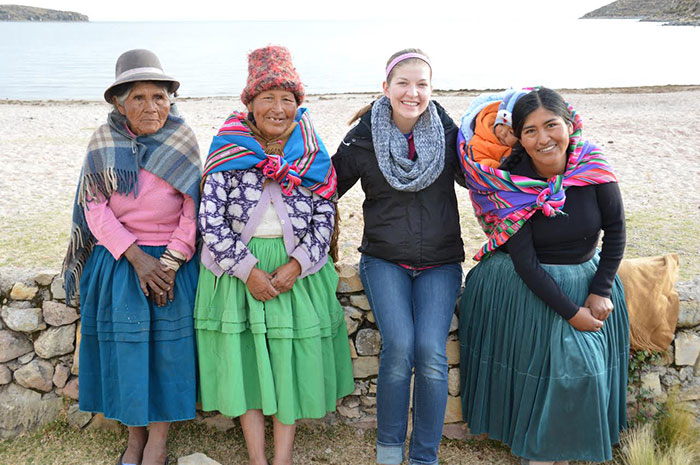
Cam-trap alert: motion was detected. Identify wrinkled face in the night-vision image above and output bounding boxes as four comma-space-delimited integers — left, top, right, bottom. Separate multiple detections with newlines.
114, 81, 170, 136
247, 89, 298, 139
519, 106, 573, 177
494, 123, 518, 147
382, 61, 432, 133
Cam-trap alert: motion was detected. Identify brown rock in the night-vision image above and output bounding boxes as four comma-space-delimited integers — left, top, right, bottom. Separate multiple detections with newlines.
675, 332, 700, 366
448, 367, 460, 397
10, 283, 38, 301
443, 395, 463, 423
42, 301, 79, 326
349, 339, 358, 359
344, 313, 359, 336
449, 314, 458, 333
72, 321, 81, 375
14, 359, 54, 392
442, 422, 469, 440
34, 272, 56, 287
178, 453, 223, 465
50, 277, 66, 301
366, 310, 375, 324
360, 396, 376, 407
337, 405, 361, 418
350, 295, 371, 311
53, 364, 70, 388
67, 403, 92, 429
353, 356, 379, 378
1, 306, 45, 333
0, 330, 34, 362
34, 324, 75, 359
0, 364, 11, 384
446, 339, 460, 365
336, 264, 363, 293
355, 329, 381, 356
86, 413, 122, 433
60, 377, 79, 400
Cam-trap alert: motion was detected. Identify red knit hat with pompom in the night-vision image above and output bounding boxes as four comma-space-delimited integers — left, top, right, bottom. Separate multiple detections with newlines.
241, 45, 305, 105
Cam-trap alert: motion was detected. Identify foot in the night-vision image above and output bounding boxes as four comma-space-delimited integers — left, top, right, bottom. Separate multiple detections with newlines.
141, 443, 167, 465
123, 430, 147, 464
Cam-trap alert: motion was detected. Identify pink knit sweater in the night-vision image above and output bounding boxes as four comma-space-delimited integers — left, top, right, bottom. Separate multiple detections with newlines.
84, 169, 196, 260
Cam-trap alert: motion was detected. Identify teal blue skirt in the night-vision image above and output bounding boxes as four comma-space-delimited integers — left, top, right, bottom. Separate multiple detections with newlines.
459, 252, 629, 462
79, 245, 198, 426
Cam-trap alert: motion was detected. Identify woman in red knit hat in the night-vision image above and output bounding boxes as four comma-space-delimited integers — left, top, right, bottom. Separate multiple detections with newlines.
194, 45, 354, 465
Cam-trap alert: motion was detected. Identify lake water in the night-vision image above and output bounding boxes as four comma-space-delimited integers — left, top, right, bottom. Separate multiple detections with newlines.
0, 18, 699, 100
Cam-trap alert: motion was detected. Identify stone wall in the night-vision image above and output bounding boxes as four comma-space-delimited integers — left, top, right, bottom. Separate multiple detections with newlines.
1, 266, 698, 440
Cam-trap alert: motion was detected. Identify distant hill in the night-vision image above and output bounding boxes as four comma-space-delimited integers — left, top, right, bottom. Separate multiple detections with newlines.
582, 0, 699, 26
0, 4, 88, 21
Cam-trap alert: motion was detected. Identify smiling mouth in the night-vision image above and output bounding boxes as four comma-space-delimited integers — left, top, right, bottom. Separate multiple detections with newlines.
401, 101, 419, 107
537, 144, 558, 153
267, 116, 286, 123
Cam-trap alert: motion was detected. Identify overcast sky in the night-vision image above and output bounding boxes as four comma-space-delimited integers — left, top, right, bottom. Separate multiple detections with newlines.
22, 0, 612, 22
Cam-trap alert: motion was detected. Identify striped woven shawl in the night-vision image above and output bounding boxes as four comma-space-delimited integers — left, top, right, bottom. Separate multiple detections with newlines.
61, 108, 202, 302
459, 103, 618, 261
203, 108, 337, 199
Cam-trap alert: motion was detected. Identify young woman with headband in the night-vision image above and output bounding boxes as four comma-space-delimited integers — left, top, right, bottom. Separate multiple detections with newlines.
332, 48, 465, 465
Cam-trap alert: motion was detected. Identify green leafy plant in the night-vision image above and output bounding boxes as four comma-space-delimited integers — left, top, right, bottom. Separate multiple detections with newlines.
627, 350, 666, 427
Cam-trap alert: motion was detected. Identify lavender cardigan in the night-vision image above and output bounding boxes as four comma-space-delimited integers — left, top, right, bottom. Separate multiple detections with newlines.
199, 168, 335, 282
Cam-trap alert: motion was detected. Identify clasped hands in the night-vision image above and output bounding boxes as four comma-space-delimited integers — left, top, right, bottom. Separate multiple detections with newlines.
124, 243, 176, 307
568, 293, 614, 332
246, 258, 302, 302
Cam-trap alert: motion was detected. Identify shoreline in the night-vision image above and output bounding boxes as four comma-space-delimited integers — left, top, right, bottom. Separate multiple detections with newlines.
2, 84, 700, 105
1, 87, 699, 281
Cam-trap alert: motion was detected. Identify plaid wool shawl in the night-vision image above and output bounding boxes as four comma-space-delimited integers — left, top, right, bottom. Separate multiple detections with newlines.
62, 108, 202, 302
202, 108, 337, 199
459, 103, 618, 261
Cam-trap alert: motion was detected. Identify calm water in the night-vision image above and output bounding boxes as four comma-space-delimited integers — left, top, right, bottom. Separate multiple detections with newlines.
0, 19, 699, 100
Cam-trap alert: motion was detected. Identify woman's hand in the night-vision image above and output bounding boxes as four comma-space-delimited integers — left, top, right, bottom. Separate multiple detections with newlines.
271, 259, 302, 294
124, 244, 173, 304
246, 268, 280, 302
584, 293, 614, 321
152, 269, 177, 307
568, 306, 605, 332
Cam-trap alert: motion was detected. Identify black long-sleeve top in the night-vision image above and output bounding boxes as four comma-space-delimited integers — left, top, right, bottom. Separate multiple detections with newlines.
500, 154, 626, 320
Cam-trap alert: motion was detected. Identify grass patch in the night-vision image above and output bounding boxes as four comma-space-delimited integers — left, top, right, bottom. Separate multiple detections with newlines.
625, 206, 700, 281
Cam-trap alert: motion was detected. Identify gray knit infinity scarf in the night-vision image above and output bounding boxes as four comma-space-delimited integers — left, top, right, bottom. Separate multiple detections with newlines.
370, 96, 445, 192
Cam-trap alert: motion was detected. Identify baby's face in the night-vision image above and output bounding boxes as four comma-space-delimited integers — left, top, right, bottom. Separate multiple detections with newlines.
495, 124, 518, 147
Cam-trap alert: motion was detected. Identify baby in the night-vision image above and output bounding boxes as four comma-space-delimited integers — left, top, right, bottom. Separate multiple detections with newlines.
466, 89, 528, 168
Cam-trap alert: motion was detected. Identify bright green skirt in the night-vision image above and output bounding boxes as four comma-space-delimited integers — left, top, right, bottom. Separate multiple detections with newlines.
194, 238, 355, 425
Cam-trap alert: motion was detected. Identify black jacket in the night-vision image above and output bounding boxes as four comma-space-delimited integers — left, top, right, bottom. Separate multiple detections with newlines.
331, 101, 465, 267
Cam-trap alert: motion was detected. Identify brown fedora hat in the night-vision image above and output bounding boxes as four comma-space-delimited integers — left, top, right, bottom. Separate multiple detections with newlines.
103, 49, 180, 103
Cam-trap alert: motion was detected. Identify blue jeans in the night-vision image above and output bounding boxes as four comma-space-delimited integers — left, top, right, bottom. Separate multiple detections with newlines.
359, 254, 462, 465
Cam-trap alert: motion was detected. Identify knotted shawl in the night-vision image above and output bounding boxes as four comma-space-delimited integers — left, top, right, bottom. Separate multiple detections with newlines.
459, 103, 618, 261
370, 96, 445, 192
62, 107, 202, 302
202, 107, 336, 199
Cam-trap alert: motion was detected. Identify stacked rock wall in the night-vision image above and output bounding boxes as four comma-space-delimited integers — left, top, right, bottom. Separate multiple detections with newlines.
1, 266, 698, 440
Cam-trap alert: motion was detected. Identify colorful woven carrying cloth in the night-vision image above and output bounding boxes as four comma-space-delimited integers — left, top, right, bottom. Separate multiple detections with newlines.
203, 108, 337, 199
459, 102, 618, 261
61, 108, 202, 302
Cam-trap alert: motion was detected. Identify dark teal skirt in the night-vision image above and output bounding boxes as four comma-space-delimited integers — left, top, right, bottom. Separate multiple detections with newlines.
79, 245, 198, 426
459, 252, 629, 462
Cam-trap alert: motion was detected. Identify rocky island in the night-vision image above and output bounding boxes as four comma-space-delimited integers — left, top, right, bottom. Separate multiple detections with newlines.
0, 4, 88, 21
582, 0, 699, 26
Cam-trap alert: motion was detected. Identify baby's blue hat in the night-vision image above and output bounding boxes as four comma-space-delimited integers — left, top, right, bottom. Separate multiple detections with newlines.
494, 88, 530, 128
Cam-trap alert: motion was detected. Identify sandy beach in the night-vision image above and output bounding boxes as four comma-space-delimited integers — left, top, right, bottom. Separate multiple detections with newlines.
1, 86, 699, 279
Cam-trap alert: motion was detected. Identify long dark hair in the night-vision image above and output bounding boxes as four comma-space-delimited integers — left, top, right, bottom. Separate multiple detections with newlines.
499, 87, 572, 171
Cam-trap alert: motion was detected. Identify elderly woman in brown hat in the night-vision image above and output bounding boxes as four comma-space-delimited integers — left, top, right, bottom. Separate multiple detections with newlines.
194, 45, 354, 465
62, 49, 201, 465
